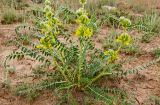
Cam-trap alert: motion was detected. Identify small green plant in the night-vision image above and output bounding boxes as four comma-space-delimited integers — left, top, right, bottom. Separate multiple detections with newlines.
1, 0, 29, 9
103, 17, 139, 55
15, 83, 40, 101
150, 95, 160, 105
59, 6, 76, 23
99, 6, 130, 28
153, 48, 160, 58
1, 8, 17, 24
134, 12, 160, 43
16, 12, 27, 22
5, 0, 160, 104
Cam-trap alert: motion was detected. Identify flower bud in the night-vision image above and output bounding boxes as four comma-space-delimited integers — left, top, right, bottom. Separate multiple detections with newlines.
104, 49, 118, 63
119, 16, 131, 28
76, 15, 90, 24
45, 0, 51, 5
79, 0, 87, 5
116, 33, 132, 46
75, 25, 93, 37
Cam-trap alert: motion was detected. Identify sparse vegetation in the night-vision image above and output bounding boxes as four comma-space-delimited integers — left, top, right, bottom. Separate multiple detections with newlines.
0, 0, 160, 104
153, 48, 160, 58
1, 8, 27, 24
1, 9, 17, 24
134, 12, 160, 42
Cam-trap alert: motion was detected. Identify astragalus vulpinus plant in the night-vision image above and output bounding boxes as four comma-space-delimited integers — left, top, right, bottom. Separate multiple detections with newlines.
4, 0, 160, 104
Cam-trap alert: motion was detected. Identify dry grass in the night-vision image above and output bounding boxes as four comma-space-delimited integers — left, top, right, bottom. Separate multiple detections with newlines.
126, 0, 159, 12
55, 0, 117, 10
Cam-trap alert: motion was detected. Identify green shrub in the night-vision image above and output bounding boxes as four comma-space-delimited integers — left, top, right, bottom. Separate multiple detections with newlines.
4, 0, 160, 104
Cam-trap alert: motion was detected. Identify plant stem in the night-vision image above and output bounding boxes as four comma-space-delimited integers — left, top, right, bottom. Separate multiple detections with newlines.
84, 72, 112, 89
116, 44, 122, 53
78, 38, 88, 87
51, 50, 71, 83
78, 40, 82, 87
54, 60, 71, 83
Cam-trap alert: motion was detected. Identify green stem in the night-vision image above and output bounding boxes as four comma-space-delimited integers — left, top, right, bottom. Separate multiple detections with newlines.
78, 40, 82, 87
78, 38, 87, 87
58, 84, 78, 91
116, 44, 122, 53
55, 61, 70, 83
57, 48, 73, 82
87, 86, 110, 101
51, 50, 70, 83
84, 72, 112, 89
82, 4, 85, 9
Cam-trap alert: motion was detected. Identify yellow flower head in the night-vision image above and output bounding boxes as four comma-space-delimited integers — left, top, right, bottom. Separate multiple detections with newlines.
116, 33, 132, 46
75, 25, 93, 38
119, 16, 131, 28
36, 44, 43, 49
46, 11, 53, 19
76, 15, 90, 24
37, 36, 54, 50
52, 17, 61, 24
40, 37, 45, 44
104, 49, 118, 63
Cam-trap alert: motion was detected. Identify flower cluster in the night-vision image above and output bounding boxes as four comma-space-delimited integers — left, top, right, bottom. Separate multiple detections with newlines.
79, 0, 87, 5
36, 0, 62, 49
104, 49, 118, 63
75, 0, 93, 38
119, 16, 131, 29
116, 33, 132, 46
76, 25, 93, 38
104, 17, 132, 63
